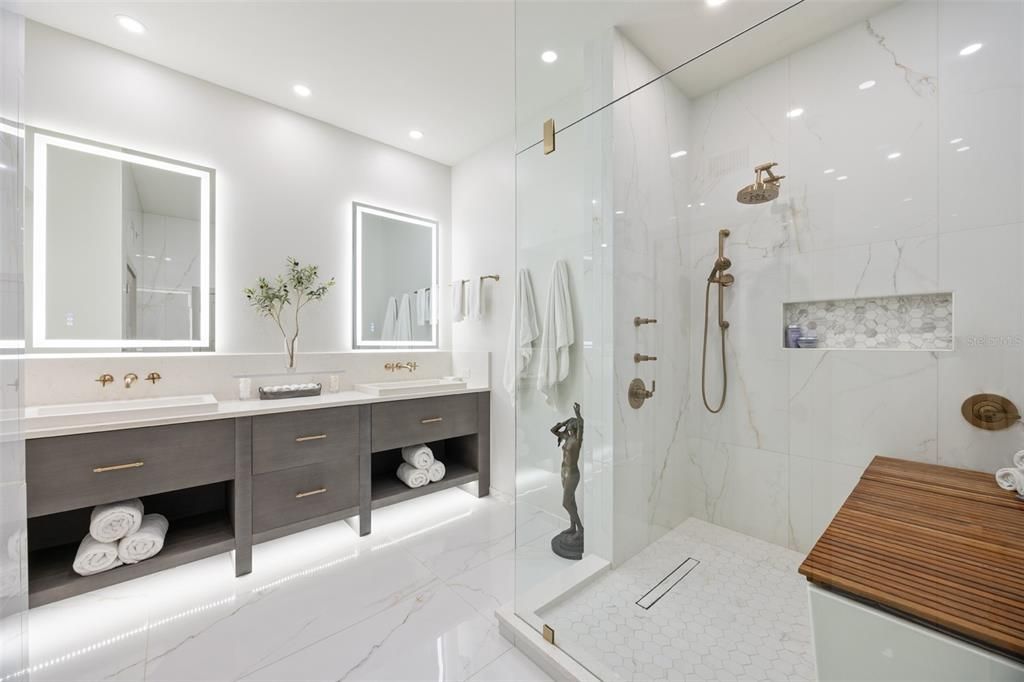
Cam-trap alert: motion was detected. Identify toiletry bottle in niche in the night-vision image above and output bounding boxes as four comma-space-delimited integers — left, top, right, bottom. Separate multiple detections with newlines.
786, 324, 802, 348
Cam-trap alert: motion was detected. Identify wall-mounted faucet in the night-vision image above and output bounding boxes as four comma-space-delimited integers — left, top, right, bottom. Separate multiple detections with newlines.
634, 353, 658, 363
385, 361, 419, 373
95, 373, 114, 387
124, 372, 139, 388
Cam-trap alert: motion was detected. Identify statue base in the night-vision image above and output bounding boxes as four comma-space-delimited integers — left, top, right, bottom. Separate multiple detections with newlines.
551, 528, 584, 561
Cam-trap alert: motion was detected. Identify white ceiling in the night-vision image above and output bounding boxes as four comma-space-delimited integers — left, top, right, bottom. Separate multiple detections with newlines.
13, 0, 898, 167
129, 164, 200, 221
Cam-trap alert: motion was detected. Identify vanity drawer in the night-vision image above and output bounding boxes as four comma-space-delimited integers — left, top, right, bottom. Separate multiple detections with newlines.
252, 460, 358, 533
370, 393, 478, 452
252, 407, 359, 474
26, 420, 235, 518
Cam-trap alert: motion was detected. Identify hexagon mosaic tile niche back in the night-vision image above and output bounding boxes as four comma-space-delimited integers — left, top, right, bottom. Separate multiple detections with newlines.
784, 293, 953, 350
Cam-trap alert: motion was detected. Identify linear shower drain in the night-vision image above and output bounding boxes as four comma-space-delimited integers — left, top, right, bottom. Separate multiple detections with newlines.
635, 558, 700, 610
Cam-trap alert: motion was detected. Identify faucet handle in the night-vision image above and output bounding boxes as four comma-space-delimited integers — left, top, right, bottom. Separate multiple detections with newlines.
145, 372, 162, 385
95, 373, 114, 387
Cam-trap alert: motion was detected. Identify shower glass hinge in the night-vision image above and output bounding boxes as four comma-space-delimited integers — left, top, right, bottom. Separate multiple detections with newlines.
543, 624, 555, 644
543, 119, 556, 155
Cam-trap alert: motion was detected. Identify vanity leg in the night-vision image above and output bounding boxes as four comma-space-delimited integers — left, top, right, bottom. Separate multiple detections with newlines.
233, 417, 253, 576
358, 405, 372, 536
477, 392, 490, 498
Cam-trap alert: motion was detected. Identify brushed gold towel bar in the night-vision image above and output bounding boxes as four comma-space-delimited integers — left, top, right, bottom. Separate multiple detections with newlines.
449, 274, 500, 286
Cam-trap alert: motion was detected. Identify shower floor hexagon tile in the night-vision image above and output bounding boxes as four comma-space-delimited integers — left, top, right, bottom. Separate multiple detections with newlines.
538, 518, 815, 682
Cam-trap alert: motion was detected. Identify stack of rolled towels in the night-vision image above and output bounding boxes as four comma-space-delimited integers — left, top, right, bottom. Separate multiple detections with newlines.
72, 498, 170, 577
396, 444, 446, 489
995, 450, 1024, 499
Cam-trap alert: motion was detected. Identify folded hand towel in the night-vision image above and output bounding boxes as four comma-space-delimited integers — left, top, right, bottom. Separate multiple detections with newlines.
397, 462, 430, 488
451, 280, 465, 323
995, 467, 1024, 494
90, 498, 144, 543
503, 269, 541, 397
537, 260, 575, 406
1014, 450, 1024, 470
396, 294, 413, 341
427, 460, 446, 483
117, 514, 169, 565
401, 444, 435, 469
73, 535, 122, 576
466, 277, 483, 321
381, 296, 398, 341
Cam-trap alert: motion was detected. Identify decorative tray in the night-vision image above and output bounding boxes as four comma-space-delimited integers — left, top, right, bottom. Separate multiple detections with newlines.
259, 383, 322, 400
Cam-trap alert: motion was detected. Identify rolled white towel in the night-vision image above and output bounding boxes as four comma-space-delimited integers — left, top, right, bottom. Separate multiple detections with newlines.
397, 462, 430, 488
90, 498, 144, 543
117, 514, 169, 565
1013, 450, 1024, 470
995, 467, 1024, 494
72, 535, 122, 576
427, 460, 446, 483
401, 444, 434, 470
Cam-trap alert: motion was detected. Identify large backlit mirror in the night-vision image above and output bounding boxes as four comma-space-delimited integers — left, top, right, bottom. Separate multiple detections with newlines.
353, 202, 437, 349
29, 129, 214, 350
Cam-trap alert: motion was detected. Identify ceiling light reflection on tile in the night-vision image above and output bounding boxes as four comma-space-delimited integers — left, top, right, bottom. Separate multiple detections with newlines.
408, 130, 424, 140
541, 50, 558, 64
115, 14, 145, 34
786, 107, 804, 119
858, 80, 876, 90
959, 43, 983, 56
887, 152, 902, 160
670, 150, 688, 159
292, 83, 311, 98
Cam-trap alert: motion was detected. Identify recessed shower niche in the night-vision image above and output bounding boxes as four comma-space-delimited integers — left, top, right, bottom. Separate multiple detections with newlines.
783, 292, 953, 351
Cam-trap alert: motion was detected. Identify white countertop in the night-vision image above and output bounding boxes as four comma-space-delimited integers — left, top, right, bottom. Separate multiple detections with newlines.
22, 385, 490, 440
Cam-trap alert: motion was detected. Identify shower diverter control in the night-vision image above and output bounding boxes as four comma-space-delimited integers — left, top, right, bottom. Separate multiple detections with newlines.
628, 378, 656, 409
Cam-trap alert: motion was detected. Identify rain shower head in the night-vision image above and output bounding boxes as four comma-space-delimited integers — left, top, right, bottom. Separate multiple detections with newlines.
737, 162, 785, 204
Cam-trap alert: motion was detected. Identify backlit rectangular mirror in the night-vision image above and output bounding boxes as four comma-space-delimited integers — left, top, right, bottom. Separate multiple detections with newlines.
29, 129, 214, 350
353, 202, 437, 349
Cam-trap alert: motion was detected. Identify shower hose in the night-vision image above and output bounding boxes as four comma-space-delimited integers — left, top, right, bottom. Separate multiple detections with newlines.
701, 278, 727, 414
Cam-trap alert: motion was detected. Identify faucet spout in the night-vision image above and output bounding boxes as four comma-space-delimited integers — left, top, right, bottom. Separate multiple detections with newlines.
124, 372, 139, 388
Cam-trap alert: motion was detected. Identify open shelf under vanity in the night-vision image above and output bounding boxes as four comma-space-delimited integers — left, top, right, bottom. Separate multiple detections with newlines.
370, 435, 481, 510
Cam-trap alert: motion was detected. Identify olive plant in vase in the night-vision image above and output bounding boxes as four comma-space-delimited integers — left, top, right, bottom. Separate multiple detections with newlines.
244, 257, 336, 369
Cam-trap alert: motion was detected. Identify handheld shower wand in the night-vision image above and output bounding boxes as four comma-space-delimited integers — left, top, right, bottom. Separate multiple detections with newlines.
702, 229, 733, 413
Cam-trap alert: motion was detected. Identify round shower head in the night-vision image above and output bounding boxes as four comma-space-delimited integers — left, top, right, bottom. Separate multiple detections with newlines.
736, 182, 780, 204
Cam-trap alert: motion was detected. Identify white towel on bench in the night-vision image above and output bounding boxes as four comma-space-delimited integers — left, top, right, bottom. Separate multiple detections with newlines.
118, 514, 169, 564
397, 462, 430, 488
401, 444, 434, 470
90, 498, 144, 543
72, 535, 122, 576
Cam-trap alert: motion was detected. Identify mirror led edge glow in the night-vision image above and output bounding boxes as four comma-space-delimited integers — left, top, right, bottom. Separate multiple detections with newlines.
32, 132, 212, 349
352, 202, 438, 349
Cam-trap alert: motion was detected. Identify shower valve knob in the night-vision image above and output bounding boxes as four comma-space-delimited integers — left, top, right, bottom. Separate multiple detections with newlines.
634, 317, 658, 327
628, 378, 656, 409
634, 353, 658, 363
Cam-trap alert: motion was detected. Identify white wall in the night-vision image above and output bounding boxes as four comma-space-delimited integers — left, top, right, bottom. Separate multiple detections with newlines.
451, 137, 515, 496
25, 22, 452, 353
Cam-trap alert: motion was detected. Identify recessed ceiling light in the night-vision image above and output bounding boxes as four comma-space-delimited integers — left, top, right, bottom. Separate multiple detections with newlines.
615, 210, 624, 215
858, 80, 876, 90
836, 175, 849, 181
292, 84, 312, 97
408, 130, 424, 140
670, 150, 688, 159
949, 137, 963, 144
686, 204, 693, 208
699, 202, 706, 207
164, 257, 172, 262
706, 0, 728, 7
959, 43, 983, 56
823, 168, 835, 175
600, 243, 608, 248
786, 107, 804, 119
541, 51, 558, 64
956, 145, 971, 152
887, 152, 902, 160
116, 14, 146, 34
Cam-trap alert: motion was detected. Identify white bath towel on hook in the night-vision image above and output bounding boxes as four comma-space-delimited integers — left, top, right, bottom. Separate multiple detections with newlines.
537, 260, 575, 406
503, 268, 540, 396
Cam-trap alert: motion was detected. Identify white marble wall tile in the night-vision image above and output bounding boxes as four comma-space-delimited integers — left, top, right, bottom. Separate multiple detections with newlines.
0, 483, 26, 619
788, 350, 938, 470
787, 455, 865, 554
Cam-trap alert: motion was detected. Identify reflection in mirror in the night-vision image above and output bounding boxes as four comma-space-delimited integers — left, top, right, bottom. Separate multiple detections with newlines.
30, 130, 213, 349
0, 122, 23, 350
353, 202, 437, 349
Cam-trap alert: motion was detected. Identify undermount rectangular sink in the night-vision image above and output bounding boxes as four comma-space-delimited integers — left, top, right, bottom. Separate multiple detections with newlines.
24, 394, 219, 429
354, 378, 467, 397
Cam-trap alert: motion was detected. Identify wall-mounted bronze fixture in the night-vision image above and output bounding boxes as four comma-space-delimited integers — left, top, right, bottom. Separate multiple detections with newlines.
95, 373, 114, 387
628, 378, 656, 409
124, 372, 139, 389
961, 393, 1021, 431
634, 353, 657, 363
385, 361, 419, 373
702, 229, 733, 413
543, 119, 556, 155
634, 317, 657, 327
145, 372, 162, 385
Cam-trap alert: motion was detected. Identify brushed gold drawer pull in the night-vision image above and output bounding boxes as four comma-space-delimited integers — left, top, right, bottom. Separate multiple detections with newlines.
421, 417, 444, 424
295, 488, 327, 499
295, 434, 328, 443
93, 461, 145, 473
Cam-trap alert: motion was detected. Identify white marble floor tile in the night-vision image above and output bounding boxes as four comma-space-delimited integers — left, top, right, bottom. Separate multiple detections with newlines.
446, 549, 515, 620
468, 647, 553, 682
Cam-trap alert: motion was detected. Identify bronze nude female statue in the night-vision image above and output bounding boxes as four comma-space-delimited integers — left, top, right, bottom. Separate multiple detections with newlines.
550, 402, 584, 560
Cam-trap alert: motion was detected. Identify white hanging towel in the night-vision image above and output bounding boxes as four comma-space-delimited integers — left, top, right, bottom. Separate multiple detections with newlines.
503, 269, 540, 396
415, 288, 431, 327
537, 260, 575, 406
381, 296, 398, 341
396, 294, 413, 341
450, 280, 465, 322
465, 277, 483, 321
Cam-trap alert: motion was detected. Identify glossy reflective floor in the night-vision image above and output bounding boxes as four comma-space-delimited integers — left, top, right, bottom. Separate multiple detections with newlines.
539, 519, 815, 682
0, 490, 554, 682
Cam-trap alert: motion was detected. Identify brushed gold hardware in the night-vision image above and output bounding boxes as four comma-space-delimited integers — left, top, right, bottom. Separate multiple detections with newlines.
385, 361, 419, 373
93, 461, 144, 473
543, 119, 556, 155
702, 228, 732, 414
421, 417, 444, 424
449, 274, 500, 285
543, 624, 555, 644
124, 372, 139, 388
634, 353, 658, 363
628, 378, 656, 409
295, 488, 328, 499
95, 373, 114, 387
634, 317, 658, 327
961, 393, 1021, 431
295, 434, 328, 442
737, 161, 785, 204
145, 372, 162, 385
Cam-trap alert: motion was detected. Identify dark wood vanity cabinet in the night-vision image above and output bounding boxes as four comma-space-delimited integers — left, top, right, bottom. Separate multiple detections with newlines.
24, 390, 490, 607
